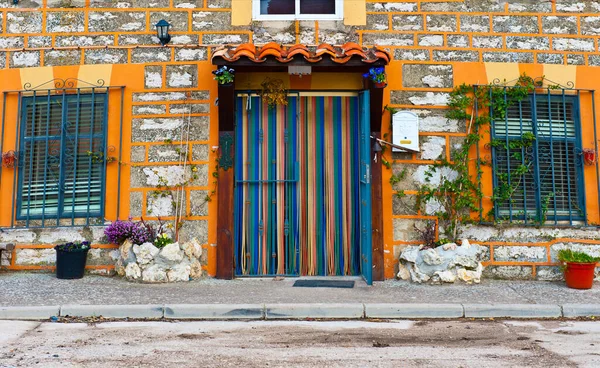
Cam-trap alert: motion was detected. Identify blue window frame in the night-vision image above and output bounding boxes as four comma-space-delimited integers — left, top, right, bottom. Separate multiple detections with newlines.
17, 93, 109, 221
491, 93, 585, 224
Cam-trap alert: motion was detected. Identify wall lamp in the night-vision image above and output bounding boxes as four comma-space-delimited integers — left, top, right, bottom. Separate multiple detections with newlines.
155, 20, 171, 46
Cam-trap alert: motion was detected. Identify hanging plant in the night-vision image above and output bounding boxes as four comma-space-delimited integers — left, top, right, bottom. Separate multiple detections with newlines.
213, 66, 235, 85
260, 78, 288, 107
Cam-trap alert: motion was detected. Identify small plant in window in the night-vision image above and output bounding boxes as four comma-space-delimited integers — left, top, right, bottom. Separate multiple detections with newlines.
212, 66, 235, 85
363, 67, 387, 88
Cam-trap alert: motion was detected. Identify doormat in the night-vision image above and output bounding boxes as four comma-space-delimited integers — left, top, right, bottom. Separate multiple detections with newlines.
293, 280, 355, 288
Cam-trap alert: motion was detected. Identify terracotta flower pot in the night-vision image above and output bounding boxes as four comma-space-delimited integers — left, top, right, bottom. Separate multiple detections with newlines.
564, 262, 597, 289
374, 81, 388, 89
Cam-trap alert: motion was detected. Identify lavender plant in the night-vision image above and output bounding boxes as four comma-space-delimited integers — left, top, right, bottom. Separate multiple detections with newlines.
104, 219, 153, 245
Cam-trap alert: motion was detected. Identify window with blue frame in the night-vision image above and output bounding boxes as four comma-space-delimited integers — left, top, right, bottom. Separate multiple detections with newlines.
491, 93, 585, 223
18, 93, 108, 220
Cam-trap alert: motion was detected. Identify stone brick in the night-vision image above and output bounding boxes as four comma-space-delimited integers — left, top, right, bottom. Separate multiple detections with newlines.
130, 146, 146, 163
472, 36, 503, 49
251, 21, 296, 44
550, 242, 600, 262
393, 218, 430, 242
28, 36, 52, 48
362, 33, 413, 46
6, 12, 42, 33
44, 50, 82, 66
207, 0, 230, 7
367, 2, 417, 12
90, 0, 169, 6
482, 265, 534, 280
174, 0, 203, 8
392, 194, 418, 216
536, 266, 563, 281
192, 144, 209, 161
133, 92, 188, 102
581, 17, 600, 35
508, 1, 552, 12
447, 35, 469, 48
298, 21, 316, 45
56, 35, 114, 47
556, 0, 594, 12
537, 53, 564, 64
542, 16, 577, 35
190, 190, 209, 216
409, 109, 464, 133
47, 0, 85, 7
394, 49, 430, 61
568, 54, 585, 65
166, 64, 198, 88
16, 249, 55, 266
46, 11, 85, 33
391, 91, 449, 106
317, 21, 358, 44
202, 33, 249, 45
177, 219, 208, 244
419, 1, 466, 12
129, 191, 143, 217
433, 50, 479, 62
84, 49, 128, 64
192, 11, 231, 31
482, 52, 534, 63
493, 246, 547, 262
392, 15, 423, 31
170, 103, 210, 114
175, 48, 208, 62
88, 12, 146, 32
10, 51, 40, 68
171, 35, 200, 45
418, 136, 446, 160
506, 36, 550, 50
150, 12, 189, 32
493, 16, 539, 34
426, 15, 457, 32
131, 116, 210, 142
0, 37, 24, 49
133, 105, 167, 115
418, 35, 444, 47
553, 38, 595, 52
131, 48, 171, 63
366, 13, 389, 31
460, 15, 489, 33
144, 66, 163, 89
402, 64, 453, 88
147, 145, 186, 162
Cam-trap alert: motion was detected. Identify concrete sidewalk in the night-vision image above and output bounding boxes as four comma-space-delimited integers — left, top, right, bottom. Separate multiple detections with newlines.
1, 272, 599, 320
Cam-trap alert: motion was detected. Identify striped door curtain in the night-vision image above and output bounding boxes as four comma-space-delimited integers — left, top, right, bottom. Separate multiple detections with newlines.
234, 94, 361, 276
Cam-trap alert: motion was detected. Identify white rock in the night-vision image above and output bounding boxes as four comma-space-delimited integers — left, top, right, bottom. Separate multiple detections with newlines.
125, 262, 141, 280
190, 259, 203, 279
133, 242, 159, 265
435, 270, 457, 283
167, 262, 191, 282
456, 263, 483, 284
461, 239, 471, 249
120, 239, 133, 260
142, 264, 168, 283
159, 242, 184, 263
397, 263, 411, 280
400, 246, 420, 263
442, 243, 457, 251
409, 264, 430, 283
422, 248, 444, 265
181, 238, 203, 260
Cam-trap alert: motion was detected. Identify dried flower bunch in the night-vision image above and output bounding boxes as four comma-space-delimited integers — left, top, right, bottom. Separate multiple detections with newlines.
55, 241, 90, 252
260, 78, 288, 107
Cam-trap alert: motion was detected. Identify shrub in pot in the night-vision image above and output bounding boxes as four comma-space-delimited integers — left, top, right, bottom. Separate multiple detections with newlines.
558, 249, 600, 290
54, 241, 91, 279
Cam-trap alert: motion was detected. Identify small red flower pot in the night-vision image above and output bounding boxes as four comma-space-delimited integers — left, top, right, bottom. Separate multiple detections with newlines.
374, 82, 388, 89
583, 149, 596, 166
564, 262, 597, 289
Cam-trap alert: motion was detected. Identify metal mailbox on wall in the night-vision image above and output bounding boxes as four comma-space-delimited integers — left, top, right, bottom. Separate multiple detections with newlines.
392, 111, 420, 152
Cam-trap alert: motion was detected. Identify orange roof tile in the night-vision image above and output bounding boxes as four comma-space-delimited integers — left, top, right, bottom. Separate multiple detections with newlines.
211, 43, 391, 65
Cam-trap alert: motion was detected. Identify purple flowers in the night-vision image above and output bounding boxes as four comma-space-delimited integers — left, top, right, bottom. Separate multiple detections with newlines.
363, 67, 386, 83
55, 241, 90, 252
104, 220, 152, 245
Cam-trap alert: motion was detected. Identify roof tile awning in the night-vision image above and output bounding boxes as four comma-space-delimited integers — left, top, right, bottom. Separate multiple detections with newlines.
211, 42, 391, 65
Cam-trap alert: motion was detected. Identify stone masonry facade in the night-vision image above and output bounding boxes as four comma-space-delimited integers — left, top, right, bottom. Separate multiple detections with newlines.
0, 0, 600, 280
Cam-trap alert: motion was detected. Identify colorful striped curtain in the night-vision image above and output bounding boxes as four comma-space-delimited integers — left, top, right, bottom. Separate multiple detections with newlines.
234, 95, 361, 276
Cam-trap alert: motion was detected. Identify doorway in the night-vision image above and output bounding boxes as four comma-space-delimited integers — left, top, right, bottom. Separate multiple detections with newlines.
234, 92, 372, 280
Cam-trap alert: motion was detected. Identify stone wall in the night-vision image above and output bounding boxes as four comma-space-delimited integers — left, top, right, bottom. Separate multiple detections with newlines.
1, 0, 600, 279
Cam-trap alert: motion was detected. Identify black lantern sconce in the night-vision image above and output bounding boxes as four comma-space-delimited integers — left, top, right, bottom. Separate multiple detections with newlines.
155, 20, 171, 46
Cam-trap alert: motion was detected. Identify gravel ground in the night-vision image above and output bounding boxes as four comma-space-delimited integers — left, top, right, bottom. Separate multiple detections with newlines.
2, 319, 599, 367
1, 272, 599, 306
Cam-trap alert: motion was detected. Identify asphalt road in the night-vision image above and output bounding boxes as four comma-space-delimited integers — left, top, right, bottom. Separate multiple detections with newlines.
1, 319, 598, 367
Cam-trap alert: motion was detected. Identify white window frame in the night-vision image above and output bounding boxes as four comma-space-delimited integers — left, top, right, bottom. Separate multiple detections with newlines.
252, 0, 343, 21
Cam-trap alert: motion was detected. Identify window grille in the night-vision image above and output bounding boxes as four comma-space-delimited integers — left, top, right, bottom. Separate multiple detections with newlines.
491, 93, 585, 224
17, 93, 108, 222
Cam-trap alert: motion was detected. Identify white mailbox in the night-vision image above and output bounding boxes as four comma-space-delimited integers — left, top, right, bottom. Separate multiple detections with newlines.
392, 111, 419, 152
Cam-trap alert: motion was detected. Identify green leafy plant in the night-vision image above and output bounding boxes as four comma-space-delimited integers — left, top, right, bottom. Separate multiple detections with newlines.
558, 249, 600, 264
212, 66, 235, 85
154, 232, 174, 249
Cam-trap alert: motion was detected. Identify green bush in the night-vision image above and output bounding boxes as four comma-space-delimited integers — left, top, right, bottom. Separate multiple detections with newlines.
557, 249, 600, 264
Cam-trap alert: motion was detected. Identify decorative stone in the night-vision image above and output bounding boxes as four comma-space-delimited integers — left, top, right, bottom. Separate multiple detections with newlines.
181, 238, 202, 259
120, 239, 133, 260
399, 246, 419, 263
442, 243, 457, 251
133, 242, 159, 266
141, 264, 168, 283
396, 263, 410, 280
125, 262, 141, 280
190, 259, 203, 279
159, 242, 184, 263
422, 248, 444, 265
115, 258, 125, 277
435, 270, 456, 283
456, 263, 483, 284
167, 262, 191, 282
461, 239, 471, 249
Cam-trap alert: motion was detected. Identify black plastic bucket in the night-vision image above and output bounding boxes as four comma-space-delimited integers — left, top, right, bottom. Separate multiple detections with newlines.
55, 249, 89, 279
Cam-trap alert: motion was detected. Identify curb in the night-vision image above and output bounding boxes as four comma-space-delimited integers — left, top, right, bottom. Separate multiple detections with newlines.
0, 303, 599, 321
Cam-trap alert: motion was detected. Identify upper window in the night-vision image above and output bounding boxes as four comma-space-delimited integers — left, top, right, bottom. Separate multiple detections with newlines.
491, 93, 585, 224
253, 0, 343, 20
18, 93, 108, 220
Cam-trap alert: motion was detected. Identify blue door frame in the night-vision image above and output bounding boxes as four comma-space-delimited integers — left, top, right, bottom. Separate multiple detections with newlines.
358, 90, 373, 285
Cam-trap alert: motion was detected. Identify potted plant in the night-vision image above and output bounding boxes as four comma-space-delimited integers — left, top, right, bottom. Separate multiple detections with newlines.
558, 249, 600, 289
363, 67, 387, 88
212, 66, 235, 86
54, 241, 91, 279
